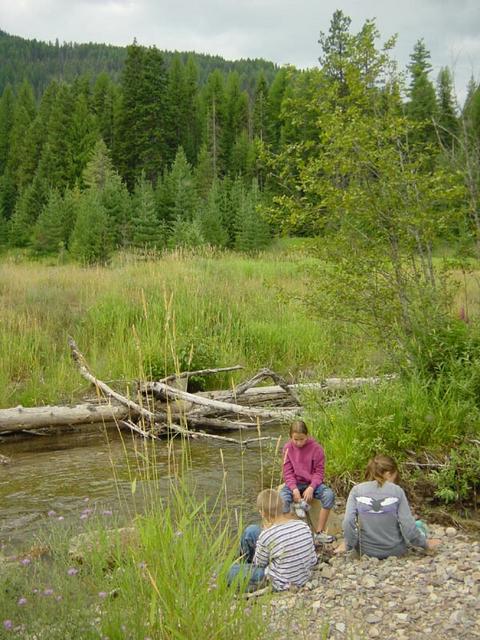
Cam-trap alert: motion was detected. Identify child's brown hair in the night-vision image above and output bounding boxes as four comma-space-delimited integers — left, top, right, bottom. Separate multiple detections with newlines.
256, 489, 285, 520
289, 420, 309, 437
365, 454, 399, 486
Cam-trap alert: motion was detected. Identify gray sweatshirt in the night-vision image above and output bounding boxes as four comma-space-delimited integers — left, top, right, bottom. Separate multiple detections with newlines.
343, 480, 427, 558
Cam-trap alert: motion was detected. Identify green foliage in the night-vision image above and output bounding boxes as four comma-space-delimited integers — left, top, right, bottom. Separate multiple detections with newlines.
130, 174, 165, 250
430, 443, 480, 504
69, 190, 113, 264
32, 189, 67, 253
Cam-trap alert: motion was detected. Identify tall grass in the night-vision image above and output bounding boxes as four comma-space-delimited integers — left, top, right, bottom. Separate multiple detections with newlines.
0, 249, 378, 408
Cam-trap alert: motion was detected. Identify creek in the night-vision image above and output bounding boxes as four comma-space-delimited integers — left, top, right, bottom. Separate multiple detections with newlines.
0, 425, 284, 551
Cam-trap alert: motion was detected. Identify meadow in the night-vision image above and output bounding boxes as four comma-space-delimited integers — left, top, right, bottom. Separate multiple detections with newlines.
0, 244, 379, 409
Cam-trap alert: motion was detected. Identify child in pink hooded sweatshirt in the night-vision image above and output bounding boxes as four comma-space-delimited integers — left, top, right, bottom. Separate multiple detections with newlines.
280, 420, 335, 544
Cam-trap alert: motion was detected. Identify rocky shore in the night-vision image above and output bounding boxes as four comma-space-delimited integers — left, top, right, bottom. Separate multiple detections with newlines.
266, 525, 480, 640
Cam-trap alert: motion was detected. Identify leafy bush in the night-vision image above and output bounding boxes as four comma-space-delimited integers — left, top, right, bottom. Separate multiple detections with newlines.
429, 443, 480, 504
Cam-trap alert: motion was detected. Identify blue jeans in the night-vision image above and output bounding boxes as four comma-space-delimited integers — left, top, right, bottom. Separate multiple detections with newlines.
280, 483, 335, 513
227, 524, 266, 588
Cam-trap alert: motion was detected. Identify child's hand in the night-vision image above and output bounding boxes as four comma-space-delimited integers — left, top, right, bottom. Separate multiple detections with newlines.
426, 538, 441, 552
303, 486, 314, 503
292, 488, 301, 503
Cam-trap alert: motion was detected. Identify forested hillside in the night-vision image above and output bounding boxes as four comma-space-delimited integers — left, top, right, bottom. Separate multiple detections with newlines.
0, 29, 278, 95
0, 11, 479, 264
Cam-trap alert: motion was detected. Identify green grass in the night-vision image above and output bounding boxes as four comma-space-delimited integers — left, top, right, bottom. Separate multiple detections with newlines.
0, 248, 379, 408
0, 479, 265, 640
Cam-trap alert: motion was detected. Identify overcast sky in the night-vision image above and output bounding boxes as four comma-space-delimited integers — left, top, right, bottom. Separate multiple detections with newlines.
1, 0, 479, 101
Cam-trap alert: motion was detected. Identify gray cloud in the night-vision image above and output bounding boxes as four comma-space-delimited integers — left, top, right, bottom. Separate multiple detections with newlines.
0, 1, 478, 99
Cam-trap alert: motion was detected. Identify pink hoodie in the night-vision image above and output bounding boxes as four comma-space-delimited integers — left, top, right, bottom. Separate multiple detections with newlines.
282, 437, 325, 490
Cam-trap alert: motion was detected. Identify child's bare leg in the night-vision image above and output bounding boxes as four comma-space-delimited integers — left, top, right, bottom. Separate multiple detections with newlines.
316, 507, 331, 533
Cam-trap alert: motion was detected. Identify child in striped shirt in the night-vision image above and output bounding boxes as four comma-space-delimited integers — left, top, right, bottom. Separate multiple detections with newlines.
227, 489, 317, 591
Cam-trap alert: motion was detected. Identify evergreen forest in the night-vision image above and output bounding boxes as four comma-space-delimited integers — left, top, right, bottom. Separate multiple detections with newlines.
0, 14, 479, 262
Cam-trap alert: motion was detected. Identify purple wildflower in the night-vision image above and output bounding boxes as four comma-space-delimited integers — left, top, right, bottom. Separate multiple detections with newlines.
47, 510, 56, 517
102, 509, 112, 516
67, 567, 78, 576
3, 620, 13, 630
43, 588, 54, 596
98, 591, 108, 599
20, 558, 31, 566
82, 508, 93, 515
17, 597, 27, 606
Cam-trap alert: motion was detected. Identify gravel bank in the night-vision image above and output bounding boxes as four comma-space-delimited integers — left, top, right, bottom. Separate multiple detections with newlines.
265, 525, 480, 640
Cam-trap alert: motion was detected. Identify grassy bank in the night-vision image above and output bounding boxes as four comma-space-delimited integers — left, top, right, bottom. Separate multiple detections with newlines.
0, 247, 378, 408
0, 480, 265, 639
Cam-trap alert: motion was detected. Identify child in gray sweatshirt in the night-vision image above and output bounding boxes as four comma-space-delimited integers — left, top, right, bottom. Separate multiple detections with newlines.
339, 455, 440, 559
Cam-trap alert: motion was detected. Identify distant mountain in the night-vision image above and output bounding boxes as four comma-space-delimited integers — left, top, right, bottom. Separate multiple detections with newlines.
0, 30, 279, 96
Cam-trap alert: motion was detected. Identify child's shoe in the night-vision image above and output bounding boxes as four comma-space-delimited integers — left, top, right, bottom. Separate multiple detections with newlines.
293, 500, 310, 519
314, 531, 336, 544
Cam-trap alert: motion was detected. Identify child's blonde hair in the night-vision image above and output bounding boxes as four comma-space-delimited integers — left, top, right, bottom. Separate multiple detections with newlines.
289, 420, 308, 437
256, 489, 285, 520
365, 454, 399, 486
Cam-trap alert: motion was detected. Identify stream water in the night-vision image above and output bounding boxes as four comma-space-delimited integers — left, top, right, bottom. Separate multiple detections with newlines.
0, 425, 284, 551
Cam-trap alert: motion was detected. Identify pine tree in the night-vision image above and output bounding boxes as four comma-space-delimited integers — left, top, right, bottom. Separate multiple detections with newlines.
70, 92, 99, 182
200, 70, 226, 176
267, 68, 290, 150
130, 173, 164, 250
83, 139, 131, 247
183, 55, 201, 163
170, 147, 198, 222
199, 178, 228, 246
92, 72, 117, 149
222, 72, 249, 174
234, 180, 270, 251
435, 67, 458, 151
193, 143, 215, 201
318, 9, 352, 89
407, 39, 438, 147
35, 83, 75, 190
0, 84, 15, 175
169, 214, 204, 249
32, 189, 66, 253
253, 73, 269, 142
69, 190, 113, 264
16, 81, 58, 193
117, 42, 168, 187
8, 183, 36, 247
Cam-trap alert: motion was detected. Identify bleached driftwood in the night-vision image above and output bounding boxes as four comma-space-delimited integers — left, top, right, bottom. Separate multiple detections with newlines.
0, 403, 129, 433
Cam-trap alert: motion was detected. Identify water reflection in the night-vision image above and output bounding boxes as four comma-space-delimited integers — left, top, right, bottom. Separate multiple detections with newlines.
0, 426, 284, 549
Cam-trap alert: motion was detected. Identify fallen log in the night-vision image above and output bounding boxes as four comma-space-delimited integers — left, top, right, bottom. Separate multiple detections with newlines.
0, 403, 129, 433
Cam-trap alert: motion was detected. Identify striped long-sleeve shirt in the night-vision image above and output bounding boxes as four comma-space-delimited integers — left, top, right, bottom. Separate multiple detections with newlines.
253, 519, 317, 591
